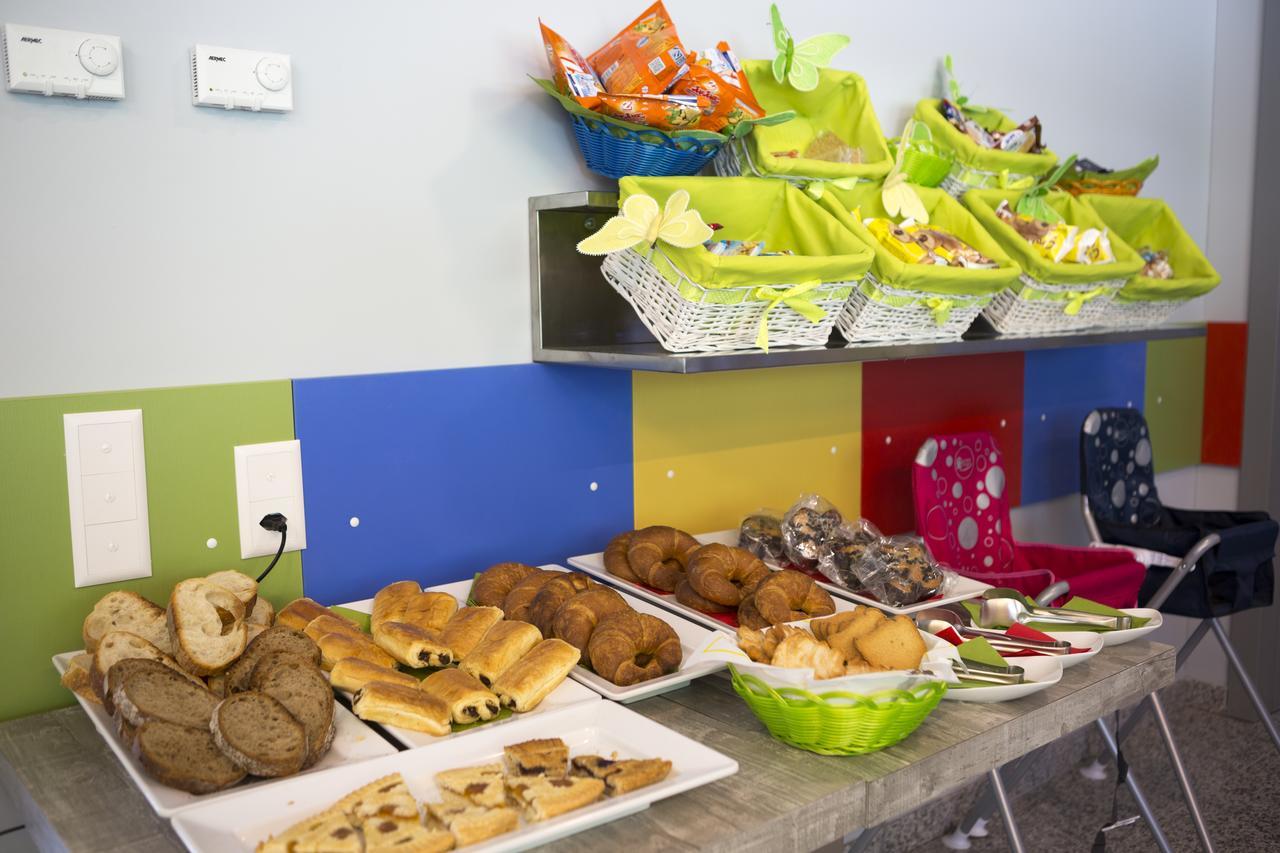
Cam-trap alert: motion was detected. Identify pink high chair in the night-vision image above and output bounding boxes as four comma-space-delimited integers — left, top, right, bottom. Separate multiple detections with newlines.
912, 431, 1145, 609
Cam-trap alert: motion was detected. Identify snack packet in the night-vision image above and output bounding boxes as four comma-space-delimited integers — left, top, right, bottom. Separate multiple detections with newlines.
588, 1, 689, 96
1065, 228, 1114, 265
782, 494, 844, 570
739, 510, 786, 563
1139, 246, 1174, 279
853, 535, 953, 607
676, 43, 765, 132
863, 218, 997, 269
804, 130, 861, 164
595, 92, 705, 130
816, 518, 882, 593
539, 21, 602, 109
995, 200, 1077, 263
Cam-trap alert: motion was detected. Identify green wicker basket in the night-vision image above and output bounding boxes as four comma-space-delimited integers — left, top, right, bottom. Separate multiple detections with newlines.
729, 666, 946, 755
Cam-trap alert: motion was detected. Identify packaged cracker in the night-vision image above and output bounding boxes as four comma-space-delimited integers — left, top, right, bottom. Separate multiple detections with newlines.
588, 1, 690, 96
540, 20, 602, 109
596, 92, 705, 131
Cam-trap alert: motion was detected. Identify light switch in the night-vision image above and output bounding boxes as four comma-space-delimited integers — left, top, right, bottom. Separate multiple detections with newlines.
234, 440, 306, 559
64, 410, 151, 587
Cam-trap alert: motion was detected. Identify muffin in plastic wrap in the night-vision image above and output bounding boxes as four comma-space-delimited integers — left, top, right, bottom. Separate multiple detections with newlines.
738, 510, 786, 564
853, 535, 953, 607
781, 494, 843, 569
816, 518, 883, 592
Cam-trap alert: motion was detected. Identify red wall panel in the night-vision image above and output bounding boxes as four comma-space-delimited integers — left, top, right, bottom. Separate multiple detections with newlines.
862, 353, 1025, 534
1202, 322, 1248, 466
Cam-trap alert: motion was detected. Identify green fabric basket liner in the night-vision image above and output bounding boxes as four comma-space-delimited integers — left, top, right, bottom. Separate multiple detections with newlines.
533, 77, 794, 144
818, 182, 1021, 297
738, 61, 892, 182
618, 176, 873, 303
914, 99, 1059, 177
963, 188, 1143, 286
1080, 194, 1220, 302
1060, 156, 1159, 187
961, 595, 1150, 633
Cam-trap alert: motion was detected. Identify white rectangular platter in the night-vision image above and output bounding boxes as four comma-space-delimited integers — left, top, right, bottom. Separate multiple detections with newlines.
171, 700, 739, 853
51, 652, 398, 818
341, 568, 724, 707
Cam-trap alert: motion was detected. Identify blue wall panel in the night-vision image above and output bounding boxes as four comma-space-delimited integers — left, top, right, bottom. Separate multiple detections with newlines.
293, 364, 633, 604
1021, 343, 1147, 505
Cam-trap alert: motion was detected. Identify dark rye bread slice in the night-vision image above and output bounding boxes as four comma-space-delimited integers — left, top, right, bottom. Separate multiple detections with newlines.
249, 655, 336, 768
115, 667, 219, 729
104, 658, 176, 717
224, 626, 320, 694
133, 719, 246, 794
211, 692, 307, 777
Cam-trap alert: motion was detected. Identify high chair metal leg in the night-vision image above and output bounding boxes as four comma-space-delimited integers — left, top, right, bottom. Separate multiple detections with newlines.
1211, 617, 1280, 754
1149, 693, 1214, 852
988, 767, 1025, 853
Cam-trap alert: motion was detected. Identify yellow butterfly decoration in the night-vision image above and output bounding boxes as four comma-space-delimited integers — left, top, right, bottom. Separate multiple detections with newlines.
576, 190, 713, 257
881, 119, 929, 224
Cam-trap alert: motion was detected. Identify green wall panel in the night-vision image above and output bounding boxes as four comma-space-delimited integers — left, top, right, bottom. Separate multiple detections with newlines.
0, 381, 301, 721
1144, 337, 1207, 473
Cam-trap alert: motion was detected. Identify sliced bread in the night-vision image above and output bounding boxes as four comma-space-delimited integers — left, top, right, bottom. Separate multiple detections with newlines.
248, 656, 336, 768
114, 666, 220, 729
104, 657, 185, 716
168, 578, 248, 676
211, 692, 307, 777
83, 591, 172, 655
247, 596, 275, 629
90, 631, 182, 702
60, 653, 100, 706
224, 626, 320, 694
133, 718, 246, 794
206, 570, 259, 612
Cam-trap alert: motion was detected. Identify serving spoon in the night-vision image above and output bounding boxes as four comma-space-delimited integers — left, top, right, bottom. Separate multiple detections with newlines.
978, 589, 1131, 631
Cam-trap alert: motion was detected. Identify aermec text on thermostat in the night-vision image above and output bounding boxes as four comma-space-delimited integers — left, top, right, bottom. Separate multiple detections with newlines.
191, 44, 292, 112
2, 22, 125, 100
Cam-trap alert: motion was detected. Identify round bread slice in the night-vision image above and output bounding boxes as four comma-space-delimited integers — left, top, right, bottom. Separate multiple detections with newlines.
134, 719, 246, 794
206, 570, 260, 612
115, 666, 219, 729
224, 626, 320, 694
211, 692, 307, 777
105, 657, 187, 717
168, 578, 248, 676
90, 631, 183, 703
83, 591, 172, 655
249, 656, 336, 768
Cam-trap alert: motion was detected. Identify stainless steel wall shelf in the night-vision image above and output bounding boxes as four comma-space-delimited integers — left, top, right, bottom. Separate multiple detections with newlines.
530, 191, 1206, 374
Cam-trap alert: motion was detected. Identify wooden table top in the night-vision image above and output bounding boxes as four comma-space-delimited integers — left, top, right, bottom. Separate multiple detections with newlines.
0, 639, 1173, 853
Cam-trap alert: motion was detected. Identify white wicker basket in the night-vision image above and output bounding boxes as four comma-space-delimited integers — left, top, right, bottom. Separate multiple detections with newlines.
982, 273, 1126, 335
1095, 297, 1188, 328
940, 163, 1037, 199
836, 273, 991, 343
600, 248, 856, 352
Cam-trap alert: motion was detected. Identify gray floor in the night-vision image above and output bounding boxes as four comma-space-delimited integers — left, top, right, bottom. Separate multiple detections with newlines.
895, 680, 1280, 853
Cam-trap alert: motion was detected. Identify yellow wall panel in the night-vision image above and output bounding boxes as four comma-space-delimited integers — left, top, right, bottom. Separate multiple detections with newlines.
633, 364, 861, 532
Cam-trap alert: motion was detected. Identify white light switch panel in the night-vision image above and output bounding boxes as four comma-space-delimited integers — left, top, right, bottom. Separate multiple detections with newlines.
64, 410, 151, 587
3, 23, 126, 100
234, 440, 306, 559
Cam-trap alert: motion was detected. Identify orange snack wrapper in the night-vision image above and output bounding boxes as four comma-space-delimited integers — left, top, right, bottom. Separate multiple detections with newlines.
588, 1, 689, 96
686, 42, 765, 131
595, 92, 706, 131
540, 20, 602, 108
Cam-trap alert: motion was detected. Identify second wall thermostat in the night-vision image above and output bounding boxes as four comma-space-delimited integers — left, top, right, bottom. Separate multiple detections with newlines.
191, 44, 292, 112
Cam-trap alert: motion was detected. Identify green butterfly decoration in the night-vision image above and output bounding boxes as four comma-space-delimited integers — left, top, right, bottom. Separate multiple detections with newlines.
771, 4, 849, 92
943, 54, 1001, 122
1014, 154, 1078, 223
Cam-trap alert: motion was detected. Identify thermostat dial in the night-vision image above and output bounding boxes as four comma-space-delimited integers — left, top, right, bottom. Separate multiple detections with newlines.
254, 57, 289, 92
78, 38, 118, 76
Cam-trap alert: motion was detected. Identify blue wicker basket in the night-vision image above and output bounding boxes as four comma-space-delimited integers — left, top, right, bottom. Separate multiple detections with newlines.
571, 114, 724, 178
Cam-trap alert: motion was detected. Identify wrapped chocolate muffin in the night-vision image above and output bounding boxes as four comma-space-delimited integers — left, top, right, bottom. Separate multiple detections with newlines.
816, 518, 882, 591
781, 494, 843, 569
738, 511, 785, 564
854, 535, 949, 607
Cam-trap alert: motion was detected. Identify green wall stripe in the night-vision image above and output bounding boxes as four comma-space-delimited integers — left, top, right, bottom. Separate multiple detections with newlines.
1144, 337, 1207, 473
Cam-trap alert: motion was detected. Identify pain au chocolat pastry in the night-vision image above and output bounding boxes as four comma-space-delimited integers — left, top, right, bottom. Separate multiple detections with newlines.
458, 620, 542, 687
352, 681, 450, 736
439, 606, 504, 661
328, 657, 419, 693
315, 630, 398, 671
471, 562, 540, 608
490, 638, 580, 712
421, 668, 500, 724
372, 621, 453, 668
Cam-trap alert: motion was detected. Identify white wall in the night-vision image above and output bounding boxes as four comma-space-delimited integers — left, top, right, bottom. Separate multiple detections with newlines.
0, 0, 1246, 398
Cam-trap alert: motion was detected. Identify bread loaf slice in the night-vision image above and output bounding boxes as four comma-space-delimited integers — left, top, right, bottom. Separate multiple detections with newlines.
104, 657, 188, 716
223, 626, 320, 694
249, 656, 335, 768
211, 692, 307, 777
247, 596, 275, 629
115, 666, 220, 729
206, 570, 259, 612
83, 591, 172, 655
133, 719, 246, 794
168, 578, 248, 676
90, 631, 183, 702
60, 653, 100, 705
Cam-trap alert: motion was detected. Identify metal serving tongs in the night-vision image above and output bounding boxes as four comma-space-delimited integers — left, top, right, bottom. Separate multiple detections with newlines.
978, 588, 1132, 631
949, 658, 1026, 686
914, 606, 1073, 656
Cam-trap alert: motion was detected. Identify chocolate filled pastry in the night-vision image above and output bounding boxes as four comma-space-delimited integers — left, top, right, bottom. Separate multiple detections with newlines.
739, 512, 786, 563
625, 526, 701, 591
782, 496, 844, 569
439, 606, 505, 661
421, 667, 500, 724
328, 657, 420, 693
394, 591, 458, 634
315, 630, 398, 672
372, 621, 453, 668
675, 578, 733, 614
687, 543, 770, 607
491, 638, 580, 712
371, 581, 422, 634
753, 570, 837, 625
587, 611, 682, 686
458, 620, 542, 687
352, 681, 450, 736
551, 588, 631, 655
471, 562, 541, 608
304, 613, 365, 644
504, 738, 569, 778
526, 573, 595, 637
603, 530, 642, 583
501, 571, 557, 623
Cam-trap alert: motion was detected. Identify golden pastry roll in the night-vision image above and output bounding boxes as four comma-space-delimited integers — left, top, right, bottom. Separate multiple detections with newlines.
304, 614, 365, 644
421, 668, 500, 724
277, 597, 348, 632
459, 620, 542, 688
316, 630, 397, 671
398, 592, 458, 633
491, 638, 580, 712
352, 681, 450, 736
439, 606, 504, 661
328, 657, 419, 693
373, 622, 453, 668
371, 581, 422, 634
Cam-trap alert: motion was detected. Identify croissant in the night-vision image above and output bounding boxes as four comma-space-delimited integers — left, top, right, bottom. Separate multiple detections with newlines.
587, 611, 682, 686
526, 574, 594, 637
752, 570, 836, 625
626, 526, 700, 592
602, 531, 642, 583
501, 572, 557, 623
687, 543, 770, 607
551, 588, 631, 655
472, 563, 540, 608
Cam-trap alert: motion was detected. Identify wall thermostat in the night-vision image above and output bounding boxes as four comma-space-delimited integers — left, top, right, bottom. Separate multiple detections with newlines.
2, 23, 125, 100
191, 44, 292, 112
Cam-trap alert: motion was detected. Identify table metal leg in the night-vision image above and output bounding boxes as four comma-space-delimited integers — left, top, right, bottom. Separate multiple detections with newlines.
1211, 617, 1280, 754
842, 826, 877, 853
1095, 717, 1173, 853
988, 767, 1025, 853
1149, 692, 1214, 852
944, 751, 1039, 848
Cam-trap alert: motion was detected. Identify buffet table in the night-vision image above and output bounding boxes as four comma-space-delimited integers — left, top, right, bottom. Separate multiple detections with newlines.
0, 638, 1173, 853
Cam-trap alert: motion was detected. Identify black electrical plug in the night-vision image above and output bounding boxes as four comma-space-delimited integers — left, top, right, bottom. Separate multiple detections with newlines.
255, 513, 288, 583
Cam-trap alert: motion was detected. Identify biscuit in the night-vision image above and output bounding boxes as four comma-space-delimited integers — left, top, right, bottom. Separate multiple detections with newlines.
853, 614, 927, 671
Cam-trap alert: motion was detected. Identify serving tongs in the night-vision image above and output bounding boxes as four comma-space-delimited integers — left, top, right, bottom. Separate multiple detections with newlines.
979, 588, 1132, 631
914, 607, 1072, 656
950, 658, 1026, 686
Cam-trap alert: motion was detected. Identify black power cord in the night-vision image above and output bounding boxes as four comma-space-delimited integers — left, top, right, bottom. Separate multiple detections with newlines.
255, 513, 288, 584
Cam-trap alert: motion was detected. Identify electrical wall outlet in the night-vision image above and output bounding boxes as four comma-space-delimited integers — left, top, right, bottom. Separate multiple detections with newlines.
234, 439, 306, 559
64, 410, 151, 586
